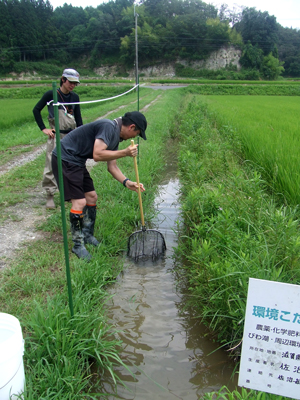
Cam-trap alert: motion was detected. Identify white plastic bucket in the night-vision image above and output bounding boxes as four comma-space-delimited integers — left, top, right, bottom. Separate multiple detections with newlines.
0, 313, 25, 400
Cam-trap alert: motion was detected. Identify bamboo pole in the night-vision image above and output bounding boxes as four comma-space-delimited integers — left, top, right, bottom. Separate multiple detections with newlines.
135, 5, 140, 163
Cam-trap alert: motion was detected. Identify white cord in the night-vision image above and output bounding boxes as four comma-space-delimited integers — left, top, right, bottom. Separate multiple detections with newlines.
47, 84, 139, 107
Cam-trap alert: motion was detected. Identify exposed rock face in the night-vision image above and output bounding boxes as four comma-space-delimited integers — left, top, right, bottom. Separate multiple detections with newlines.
94, 46, 242, 78
94, 65, 120, 77
189, 46, 242, 71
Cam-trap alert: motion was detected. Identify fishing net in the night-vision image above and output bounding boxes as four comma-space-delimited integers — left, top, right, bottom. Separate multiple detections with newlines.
127, 227, 166, 262
127, 139, 166, 262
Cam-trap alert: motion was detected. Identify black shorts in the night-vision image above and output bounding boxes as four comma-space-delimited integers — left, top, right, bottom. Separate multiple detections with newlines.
52, 155, 95, 201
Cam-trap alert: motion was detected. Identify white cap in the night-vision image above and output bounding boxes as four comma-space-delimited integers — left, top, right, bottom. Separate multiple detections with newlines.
62, 68, 80, 83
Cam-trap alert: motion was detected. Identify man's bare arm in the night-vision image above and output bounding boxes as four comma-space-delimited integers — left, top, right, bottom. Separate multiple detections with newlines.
93, 139, 138, 162
107, 160, 145, 192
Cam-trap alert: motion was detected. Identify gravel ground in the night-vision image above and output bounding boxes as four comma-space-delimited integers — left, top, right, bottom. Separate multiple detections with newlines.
0, 154, 97, 269
0, 145, 46, 177
0, 183, 47, 269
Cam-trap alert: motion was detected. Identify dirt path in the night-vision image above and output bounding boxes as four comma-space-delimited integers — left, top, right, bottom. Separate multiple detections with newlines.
0, 97, 162, 269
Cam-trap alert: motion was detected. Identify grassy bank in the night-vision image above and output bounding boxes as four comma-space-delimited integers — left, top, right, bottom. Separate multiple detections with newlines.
175, 96, 300, 399
152, 79, 300, 85
184, 84, 300, 96
0, 88, 185, 398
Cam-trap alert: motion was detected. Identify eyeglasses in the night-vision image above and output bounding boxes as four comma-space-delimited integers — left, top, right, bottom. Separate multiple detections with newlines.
67, 80, 78, 86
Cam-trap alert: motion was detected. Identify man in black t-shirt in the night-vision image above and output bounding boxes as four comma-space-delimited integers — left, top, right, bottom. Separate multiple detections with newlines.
33, 68, 82, 209
52, 111, 148, 261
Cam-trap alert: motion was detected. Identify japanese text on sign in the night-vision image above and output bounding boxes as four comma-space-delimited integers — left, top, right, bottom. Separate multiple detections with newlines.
238, 278, 300, 399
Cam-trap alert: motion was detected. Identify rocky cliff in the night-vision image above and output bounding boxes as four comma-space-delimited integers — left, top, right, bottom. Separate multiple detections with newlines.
94, 46, 242, 78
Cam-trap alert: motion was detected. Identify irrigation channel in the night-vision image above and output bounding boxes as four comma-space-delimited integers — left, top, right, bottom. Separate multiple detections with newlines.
94, 145, 238, 399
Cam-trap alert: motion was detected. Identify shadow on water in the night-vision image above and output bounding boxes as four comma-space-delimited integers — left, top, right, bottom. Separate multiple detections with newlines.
94, 142, 238, 399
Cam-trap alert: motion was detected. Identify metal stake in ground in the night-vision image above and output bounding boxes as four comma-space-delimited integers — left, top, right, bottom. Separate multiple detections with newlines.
127, 140, 166, 262
52, 82, 74, 318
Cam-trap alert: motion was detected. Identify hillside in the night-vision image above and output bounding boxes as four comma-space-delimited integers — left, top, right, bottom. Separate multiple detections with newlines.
1, 0, 299, 79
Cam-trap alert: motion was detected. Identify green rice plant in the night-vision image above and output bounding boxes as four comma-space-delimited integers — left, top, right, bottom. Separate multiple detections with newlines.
0, 85, 138, 130
0, 98, 48, 129
0, 87, 155, 167
151, 79, 300, 85
1, 78, 133, 85
184, 84, 300, 96
0, 84, 134, 100
175, 98, 300, 353
0, 84, 141, 134
199, 95, 300, 205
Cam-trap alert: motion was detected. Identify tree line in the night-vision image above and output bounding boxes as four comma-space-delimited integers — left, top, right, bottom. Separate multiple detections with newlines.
0, 0, 299, 77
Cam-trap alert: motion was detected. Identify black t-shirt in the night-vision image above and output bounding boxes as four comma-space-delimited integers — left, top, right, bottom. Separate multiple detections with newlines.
32, 89, 82, 130
52, 119, 121, 167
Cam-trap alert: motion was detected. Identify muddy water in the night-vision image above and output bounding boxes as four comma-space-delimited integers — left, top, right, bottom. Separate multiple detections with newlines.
98, 161, 237, 399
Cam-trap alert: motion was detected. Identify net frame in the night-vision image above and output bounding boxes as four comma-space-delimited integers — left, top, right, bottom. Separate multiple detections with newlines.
128, 139, 166, 262
127, 227, 166, 262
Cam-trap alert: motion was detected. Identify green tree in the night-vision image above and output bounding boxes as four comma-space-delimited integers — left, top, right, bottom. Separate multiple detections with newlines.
235, 7, 278, 55
87, 12, 121, 65
240, 41, 264, 69
261, 53, 284, 80
0, 0, 13, 47
8, 0, 41, 61
284, 56, 300, 77
0, 48, 15, 72
277, 25, 300, 77
116, 5, 135, 38
168, 13, 209, 59
52, 4, 87, 36
120, 19, 163, 65
206, 18, 231, 49
229, 27, 243, 48
1, 0, 55, 62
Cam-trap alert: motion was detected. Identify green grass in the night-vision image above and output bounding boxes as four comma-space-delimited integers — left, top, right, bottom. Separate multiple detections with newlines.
203, 386, 289, 399
0, 84, 135, 132
0, 98, 48, 129
151, 78, 300, 85
183, 84, 300, 95
0, 87, 185, 399
0, 153, 44, 209
2, 84, 297, 399
200, 95, 300, 205
0, 78, 134, 85
0, 84, 134, 100
175, 95, 300, 352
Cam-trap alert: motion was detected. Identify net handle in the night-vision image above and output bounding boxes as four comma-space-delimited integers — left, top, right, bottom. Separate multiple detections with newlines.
131, 139, 145, 227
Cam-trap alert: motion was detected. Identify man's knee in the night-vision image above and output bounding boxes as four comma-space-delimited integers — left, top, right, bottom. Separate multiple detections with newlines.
71, 198, 87, 211
85, 191, 97, 204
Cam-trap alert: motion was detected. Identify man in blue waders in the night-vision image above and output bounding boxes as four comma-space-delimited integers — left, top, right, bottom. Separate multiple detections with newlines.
51, 111, 147, 261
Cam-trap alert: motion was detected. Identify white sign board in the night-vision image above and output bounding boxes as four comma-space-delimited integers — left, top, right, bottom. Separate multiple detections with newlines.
238, 278, 300, 399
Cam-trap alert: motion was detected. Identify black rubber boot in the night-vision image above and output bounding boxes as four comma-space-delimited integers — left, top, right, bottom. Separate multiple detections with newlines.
70, 212, 92, 261
82, 205, 100, 246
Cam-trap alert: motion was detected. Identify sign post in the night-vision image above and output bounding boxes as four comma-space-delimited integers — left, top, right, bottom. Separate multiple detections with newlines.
239, 278, 300, 399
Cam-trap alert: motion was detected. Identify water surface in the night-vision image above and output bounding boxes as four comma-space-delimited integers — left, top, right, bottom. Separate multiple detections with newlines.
97, 160, 237, 399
